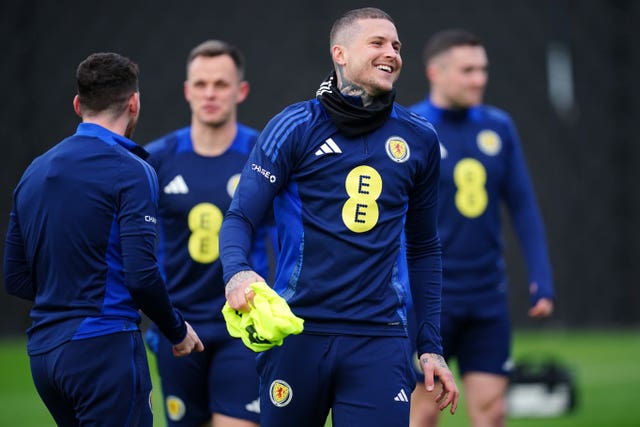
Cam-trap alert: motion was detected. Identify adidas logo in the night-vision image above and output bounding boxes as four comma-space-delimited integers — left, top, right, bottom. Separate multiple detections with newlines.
164, 175, 189, 194
315, 138, 342, 156
245, 398, 260, 414
394, 388, 409, 402
315, 78, 333, 96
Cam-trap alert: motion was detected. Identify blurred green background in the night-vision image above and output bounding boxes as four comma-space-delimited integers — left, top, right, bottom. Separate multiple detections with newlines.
2, 330, 638, 427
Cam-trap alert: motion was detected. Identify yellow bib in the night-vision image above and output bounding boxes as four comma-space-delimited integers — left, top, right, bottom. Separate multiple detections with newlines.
222, 282, 304, 352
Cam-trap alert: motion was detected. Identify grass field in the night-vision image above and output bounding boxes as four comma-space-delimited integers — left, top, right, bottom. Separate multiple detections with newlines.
1, 329, 638, 426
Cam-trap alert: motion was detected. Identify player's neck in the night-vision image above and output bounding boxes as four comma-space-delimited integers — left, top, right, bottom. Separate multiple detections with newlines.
190, 119, 237, 157
429, 92, 456, 110
429, 92, 474, 111
82, 113, 130, 138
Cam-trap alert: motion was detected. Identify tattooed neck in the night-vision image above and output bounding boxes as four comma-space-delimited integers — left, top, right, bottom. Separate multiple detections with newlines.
336, 66, 374, 107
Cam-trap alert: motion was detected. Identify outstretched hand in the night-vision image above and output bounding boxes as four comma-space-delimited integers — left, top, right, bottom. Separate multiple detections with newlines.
419, 352, 460, 414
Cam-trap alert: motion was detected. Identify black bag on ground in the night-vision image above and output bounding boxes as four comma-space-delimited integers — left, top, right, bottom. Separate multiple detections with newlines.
506, 357, 577, 418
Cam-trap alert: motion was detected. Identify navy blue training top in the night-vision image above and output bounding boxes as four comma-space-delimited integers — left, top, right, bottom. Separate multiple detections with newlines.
409, 99, 554, 305
4, 123, 186, 355
145, 124, 273, 341
220, 98, 444, 356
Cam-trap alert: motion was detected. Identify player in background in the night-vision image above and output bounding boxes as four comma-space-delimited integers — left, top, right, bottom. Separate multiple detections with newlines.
219, 8, 458, 427
408, 29, 555, 427
144, 40, 274, 427
3, 52, 203, 427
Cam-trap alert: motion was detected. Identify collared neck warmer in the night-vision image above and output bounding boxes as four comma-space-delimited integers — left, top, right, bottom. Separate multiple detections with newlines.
316, 71, 396, 138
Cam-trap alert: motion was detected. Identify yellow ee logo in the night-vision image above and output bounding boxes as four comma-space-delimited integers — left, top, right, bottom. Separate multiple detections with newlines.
188, 202, 223, 263
342, 165, 382, 233
453, 158, 488, 218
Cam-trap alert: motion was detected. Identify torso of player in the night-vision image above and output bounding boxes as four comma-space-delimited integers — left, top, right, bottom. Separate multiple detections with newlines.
435, 109, 510, 229
156, 151, 243, 265
292, 126, 419, 240
268, 103, 438, 331
147, 127, 256, 328
411, 102, 515, 292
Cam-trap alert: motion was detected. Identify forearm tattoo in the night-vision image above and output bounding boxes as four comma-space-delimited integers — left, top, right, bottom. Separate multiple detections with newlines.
421, 353, 448, 370
225, 270, 254, 298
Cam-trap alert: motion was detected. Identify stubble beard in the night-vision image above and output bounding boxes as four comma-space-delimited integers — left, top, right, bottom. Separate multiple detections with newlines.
124, 115, 138, 139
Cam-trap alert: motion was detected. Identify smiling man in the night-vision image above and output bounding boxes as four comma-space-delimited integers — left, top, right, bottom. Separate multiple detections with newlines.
219, 7, 459, 427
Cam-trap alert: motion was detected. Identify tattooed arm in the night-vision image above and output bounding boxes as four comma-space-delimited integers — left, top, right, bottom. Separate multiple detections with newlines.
419, 353, 460, 414
224, 270, 265, 313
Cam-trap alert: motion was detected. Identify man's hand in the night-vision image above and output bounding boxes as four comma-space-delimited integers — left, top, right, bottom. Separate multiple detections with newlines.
172, 321, 204, 357
225, 270, 265, 312
419, 352, 459, 414
528, 297, 554, 318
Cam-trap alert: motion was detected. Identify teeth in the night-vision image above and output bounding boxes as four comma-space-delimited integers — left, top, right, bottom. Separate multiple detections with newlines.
377, 65, 392, 72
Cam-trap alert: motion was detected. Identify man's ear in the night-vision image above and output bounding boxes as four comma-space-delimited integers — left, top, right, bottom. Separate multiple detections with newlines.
183, 80, 190, 103
236, 81, 250, 104
129, 92, 140, 115
426, 64, 438, 83
73, 95, 82, 117
332, 45, 346, 65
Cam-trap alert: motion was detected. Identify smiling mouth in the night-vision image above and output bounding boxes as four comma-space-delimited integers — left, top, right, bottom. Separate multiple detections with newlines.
376, 64, 393, 73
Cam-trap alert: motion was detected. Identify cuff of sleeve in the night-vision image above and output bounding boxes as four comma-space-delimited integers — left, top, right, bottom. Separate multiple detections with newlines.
530, 287, 554, 307
161, 309, 187, 345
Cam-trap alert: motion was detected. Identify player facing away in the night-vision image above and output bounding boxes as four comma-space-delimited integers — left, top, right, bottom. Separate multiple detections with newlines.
144, 40, 274, 427
3, 52, 203, 427
408, 29, 555, 427
219, 7, 459, 427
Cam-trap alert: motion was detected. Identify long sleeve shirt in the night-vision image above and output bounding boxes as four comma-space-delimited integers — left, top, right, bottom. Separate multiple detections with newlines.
4, 123, 186, 355
219, 99, 444, 355
409, 99, 554, 306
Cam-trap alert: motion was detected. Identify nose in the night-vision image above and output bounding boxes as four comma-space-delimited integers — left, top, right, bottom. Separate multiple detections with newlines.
384, 44, 399, 58
383, 46, 401, 69
204, 84, 216, 97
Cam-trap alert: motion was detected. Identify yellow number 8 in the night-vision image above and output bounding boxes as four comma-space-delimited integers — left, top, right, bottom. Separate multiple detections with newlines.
453, 158, 488, 218
342, 165, 382, 233
188, 202, 223, 263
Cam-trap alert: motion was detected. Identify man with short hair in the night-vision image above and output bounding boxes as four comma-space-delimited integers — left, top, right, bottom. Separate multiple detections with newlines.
219, 8, 459, 427
145, 40, 272, 427
409, 29, 555, 427
4, 51, 203, 427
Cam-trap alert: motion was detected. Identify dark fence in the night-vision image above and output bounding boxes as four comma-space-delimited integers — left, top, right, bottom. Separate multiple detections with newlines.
1, 0, 638, 335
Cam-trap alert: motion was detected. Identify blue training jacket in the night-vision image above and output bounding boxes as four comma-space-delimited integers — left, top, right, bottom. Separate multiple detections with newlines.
4, 123, 186, 355
220, 97, 444, 356
145, 124, 273, 341
409, 99, 554, 306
